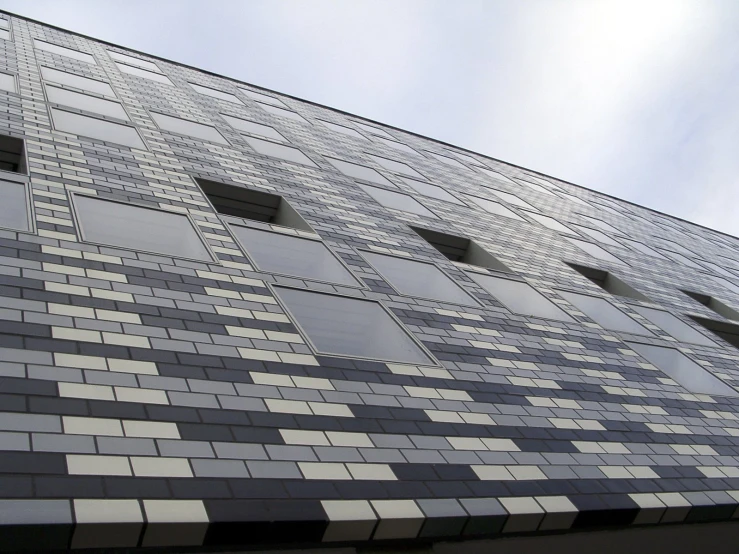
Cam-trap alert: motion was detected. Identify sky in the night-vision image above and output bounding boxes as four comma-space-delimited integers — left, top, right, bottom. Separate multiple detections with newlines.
2, 0, 738, 237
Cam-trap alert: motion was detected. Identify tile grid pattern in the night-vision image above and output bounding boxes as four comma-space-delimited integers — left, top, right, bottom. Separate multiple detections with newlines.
1, 10, 739, 550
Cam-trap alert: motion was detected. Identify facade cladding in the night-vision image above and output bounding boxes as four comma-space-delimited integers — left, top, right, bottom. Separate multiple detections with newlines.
4, 10, 739, 553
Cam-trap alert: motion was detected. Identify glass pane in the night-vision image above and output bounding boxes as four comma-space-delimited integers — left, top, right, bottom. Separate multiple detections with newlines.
244, 137, 316, 167
0, 179, 28, 231
221, 114, 285, 141
319, 120, 366, 140
427, 151, 468, 170
0, 72, 15, 93
469, 273, 574, 322
465, 195, 524, 221
51, 108, 146, 150
516, 179, 556, 196
358, 184, 437, 219
231, 226, 359, 286
660, 249, 706, 270
400, 177, 465, 205
75, 195, 211, 261
41, 67, 115, 97
0, 29, 8, 41
633, 306, 717, 346
363, 251, 476, 305
256, 103, 308, 123
35, 40, 95, 64
275, 287, 434, 365
189, 83, 244, 105
528, 212, 573, 233
557, 291, 651, 335
353, 121, 395, 139
116, 63, 174, 86
239, 88, 287, 107
369, 155, 425, 179
327, 158, 393, 187
45, 85, 129, 120
565, 237, 625, 264
627, 342, 737, 397
478, 167, 515, 184
581, 216, 620, 234
573, 225, 623, 247
108, 51, 161, 72
374, 137, 419, 155
150, 111, 228, 145
622, 238, 668, 260
453, 151, 485, 166
491, 189, 536, 210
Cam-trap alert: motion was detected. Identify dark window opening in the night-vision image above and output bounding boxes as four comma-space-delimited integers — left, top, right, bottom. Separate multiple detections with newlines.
0, 134, 26, 174
567, 262, 649, 301
411, 226, 511, 273
683, 290, 739, 321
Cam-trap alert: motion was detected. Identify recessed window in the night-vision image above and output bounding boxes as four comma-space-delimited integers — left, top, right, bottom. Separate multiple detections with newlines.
108, 51, 161, 72
150, 111, 228, 145
73, 195, 212, 261
557, 291, 651, 335
683, 290, 739, 321
256, 102, 308, 123
0, 72, 16, 94
465, 195, 524, 221
50, 108, 146, 150
230, 225, 359, 286
627, 342, 737, 397
221, 114, 285, 141
319, 120, 366, 140
527, 212, 573, 233
515, 178, 557, 196
274, 287, 435, 365
40, 67, 115, 97
0, 179, 30, 231
451, 151, 486, 167
580, 215, 621, 235
426, 151, 468, 170
565, 237, 625, 265
353, 121, 395, 139
362, 251, 477, 306
632, 305, 717, 347
621, 238, 669, 260
369, 155, 425, 179
115, 63, 174, 86
572, 225, 623, 248
195, 178, 313, 232
491, 189, 537, 211
45, 85, 129, 120
243, 137, 317, 167
189, 83, 244, 105
659, 249, 705, 270
358, 184, 437, 219
326, 158, 393, 187
238, 88, 287, 107
34, 40, 96, 64
469, 273, 574, 322
400, 177, 465, 205
375, 137, 420, 156
566, 263, 649, 301
477, 167, 515, 184
689, 317, 739, 350
0, 134, 26, 174
411, 226, 512, 272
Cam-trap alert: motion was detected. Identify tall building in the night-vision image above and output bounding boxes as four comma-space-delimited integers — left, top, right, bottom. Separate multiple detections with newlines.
2, 9, 739, 553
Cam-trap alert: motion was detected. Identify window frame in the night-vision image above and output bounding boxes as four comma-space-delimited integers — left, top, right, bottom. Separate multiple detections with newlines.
357, 183, 440, 219
0, 70, 18, 95
49, 106, 148, 151
34, 39, 96, 64
148, 109, 229, 146
43, 83, 131, 122
39, 66, 117, 98
0, 172, 35, 234
242, 135, 318, 167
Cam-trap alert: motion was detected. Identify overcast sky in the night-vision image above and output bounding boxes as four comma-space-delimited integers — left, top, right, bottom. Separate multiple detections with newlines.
2, 0, 738, 237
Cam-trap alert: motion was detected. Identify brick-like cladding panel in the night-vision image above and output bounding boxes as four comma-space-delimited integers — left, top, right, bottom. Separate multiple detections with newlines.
1, 11, 739, 551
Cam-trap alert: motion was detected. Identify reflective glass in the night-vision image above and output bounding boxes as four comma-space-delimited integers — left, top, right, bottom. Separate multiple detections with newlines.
369, 155, 425, 179
319, 120, 366, 140
573, 225, 623, 248
35, 40, 95, 64
478, 167, 515, 184
465, 195, 524, 221
116, 63, 173, 85
256, 103, 308, 123
358, 184, 437, 218
0, 72, 15, 93
375, 137, 420, 156
327, 158, 393, 186
244, 137, 316, 167
221, 114, 285, 141
41, 67, 115, 97
621, 238, 669, 260
491, 189, 536, 210
633, 306, 717, 346
565, 237, 625, 264
239, 88, 287, 107
0, 179, 28, 231
528, 212, 573, 233
427, 151, 468, 169
46, 85, 129, 120
150, 111, 228, 145
557, 291, 651, 335
400, 177, 465, 205
108, 51, 161, 72
189, 83, 244, 105
353, 121, 395, 139
661, 249, 706, 270
51, 108, 146, 150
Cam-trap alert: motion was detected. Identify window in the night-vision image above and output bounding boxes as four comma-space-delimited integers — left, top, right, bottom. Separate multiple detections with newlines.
0, 27, 8, 42
556, 192, 591, 207
426, 151, 468, 170
318, 120, 366, 140
632, 305, 717, 347
274, 287, 435, 365
108, 51, 161, 72
515, 178, 557, 196
557, 291, 651, 335
527, 212, 573, 233
469, 273, 574, 322
683, 290, 739, 321
256, 103, 308, 123
50, 108, 146, 150
698, 261, 739, 281
45, 85, 129, 120
566, 263, 649, 301
358, 184, 437, 219
0, 134, 26, 174
0, 72, 16, 94
369, 155, 425, 179
115, 63, 174, 86
230, 225, 359, 286
362, 251, 477, 306
689, 317, 739, 350
713, 276, 739, 296
375, 137, 420, 156
592, 201, 624, 218
73, 195, 212, 261
0, 178, 30, 231
34, 40, 96, 64
659, 249, 705, 270
565, 237, 625, 265
621, 238, 668, 260
655, 238, 695, 257
238, 88, 287, 107
627, 342, 737, 397
451, 151, 486, 167
221, 114, 285, 141
150, 111, 228, 145
411, 227, 512, 272
41, 67, 115, 97
477, 167, 515, 184
189, 83, 244, 105
243, 137, 317, 167
572, 225, 623, 248
524, 174, 562, 191
353, 121, 395, 139
195, 178, 313, 232
490, 189, 536, 211
326, 158, 394, 187
465, 195, 524, 221
400, 177, 465, 206
579, 215, 621, 235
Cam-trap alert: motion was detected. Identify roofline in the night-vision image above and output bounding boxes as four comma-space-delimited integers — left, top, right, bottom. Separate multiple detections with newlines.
2, 8, 736, 242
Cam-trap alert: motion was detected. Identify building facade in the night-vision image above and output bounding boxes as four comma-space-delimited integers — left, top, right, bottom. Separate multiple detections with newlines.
2, 10, 739, 553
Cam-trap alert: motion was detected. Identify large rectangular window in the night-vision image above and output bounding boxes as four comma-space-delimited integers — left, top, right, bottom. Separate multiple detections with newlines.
358, 184, 437, 219
116, 63, 174, 86
0, 178, 30, 232
491, 189, 536, 211
73, 195, 212, 261
327, 158, 393, 187
527, 212, 573, 234
362, 251, 477, 306
150, 111, 228, 145
40, 67, 115, 97
0, 134, 26, 174
238, 88, 287, 107
274, 287, 434, 365
400, 177, 465, 206
465, 195, 524, 221
632, 306, 717, 347
35, 40, 96, 64
0, 72, 16, 94
572, 225, 623, 248
221, 114, 285, 141
230, 225, 359, 286
565, 237, 625, 265
45, 85, 129, 120
369, 155, 425, 179
375, 137, 420, 156
557, 290, 651, 335
189, 83, 244, 105
427, 151, 468, 170
108, 51, 161, 72
243, 137, 317, 167
256, 103, 308, 123
319, 120, 366, 140
50, 108, 146, 150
